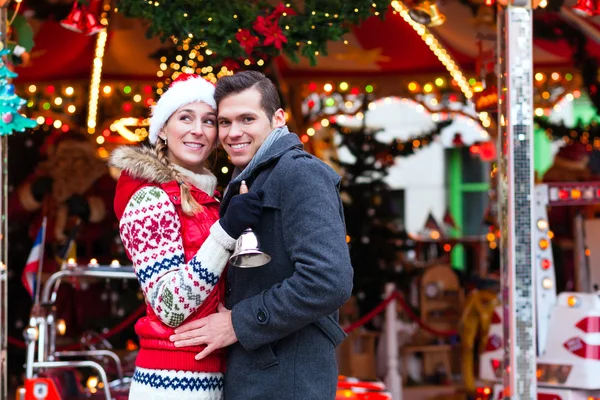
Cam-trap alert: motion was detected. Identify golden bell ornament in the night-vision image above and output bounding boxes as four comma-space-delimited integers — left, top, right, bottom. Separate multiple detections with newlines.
409, 0, 446, 27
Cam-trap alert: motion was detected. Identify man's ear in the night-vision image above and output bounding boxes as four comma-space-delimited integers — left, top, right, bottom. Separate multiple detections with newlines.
271, 108, 286, 128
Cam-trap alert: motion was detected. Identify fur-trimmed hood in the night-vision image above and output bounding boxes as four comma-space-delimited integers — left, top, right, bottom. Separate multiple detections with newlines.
110, 145, 173, 185
110, 145, 218, 220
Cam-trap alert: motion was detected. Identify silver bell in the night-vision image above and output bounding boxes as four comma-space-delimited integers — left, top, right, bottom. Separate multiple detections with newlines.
229, 229, 271, 268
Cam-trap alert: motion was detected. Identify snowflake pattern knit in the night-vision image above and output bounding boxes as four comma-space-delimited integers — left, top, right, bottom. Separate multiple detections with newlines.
119, 186, 234, 400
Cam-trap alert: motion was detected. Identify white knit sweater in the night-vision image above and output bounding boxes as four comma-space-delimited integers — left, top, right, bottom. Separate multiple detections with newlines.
119, 167, 233, 400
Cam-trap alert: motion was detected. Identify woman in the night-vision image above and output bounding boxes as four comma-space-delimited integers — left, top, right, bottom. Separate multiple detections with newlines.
110, 74, 261, 400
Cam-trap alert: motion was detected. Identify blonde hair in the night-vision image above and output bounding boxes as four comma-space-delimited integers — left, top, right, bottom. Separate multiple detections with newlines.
155, 139, 204, 215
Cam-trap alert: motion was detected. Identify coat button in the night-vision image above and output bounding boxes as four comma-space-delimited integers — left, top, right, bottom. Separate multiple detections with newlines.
226, 285, 232, 296
257, 310, 267, 323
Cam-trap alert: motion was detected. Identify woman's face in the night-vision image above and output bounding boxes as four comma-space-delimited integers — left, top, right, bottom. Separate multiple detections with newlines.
159, 101, 217, 174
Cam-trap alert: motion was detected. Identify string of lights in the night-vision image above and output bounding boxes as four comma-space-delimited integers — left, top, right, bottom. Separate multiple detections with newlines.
86, 12, 108, 134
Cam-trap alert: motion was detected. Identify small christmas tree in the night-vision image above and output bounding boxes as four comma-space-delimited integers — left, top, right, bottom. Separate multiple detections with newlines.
0, 49, 37, 135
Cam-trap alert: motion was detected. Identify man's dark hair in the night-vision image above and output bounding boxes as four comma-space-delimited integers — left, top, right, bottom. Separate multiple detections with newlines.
215, 71, 281, 120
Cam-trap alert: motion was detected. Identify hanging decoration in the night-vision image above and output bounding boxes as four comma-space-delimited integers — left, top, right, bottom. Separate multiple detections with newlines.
7, 11, 34, 66
0, 48, 37, 135
331, 119, 453, 171
535, 117, 600, 149
408, 0, 446, 27
60, 0, 104, 35
116, 0, 387, 72
572, 0, 598, 16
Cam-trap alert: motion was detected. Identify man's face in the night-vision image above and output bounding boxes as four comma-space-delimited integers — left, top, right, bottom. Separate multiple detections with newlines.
217, 87, 285, 168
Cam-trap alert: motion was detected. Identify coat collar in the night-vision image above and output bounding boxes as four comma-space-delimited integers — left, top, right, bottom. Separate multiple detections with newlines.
110, 145, 217, 194
231, 133, 303, 185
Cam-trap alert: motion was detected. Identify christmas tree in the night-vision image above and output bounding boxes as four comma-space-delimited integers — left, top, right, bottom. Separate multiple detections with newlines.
0, 49, 37, 135
331, 114, 451, 318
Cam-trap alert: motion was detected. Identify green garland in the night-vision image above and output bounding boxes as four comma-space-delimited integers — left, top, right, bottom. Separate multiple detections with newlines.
535, 116, 600, 144
331, 119, 453, 179
115, 0, 386, 69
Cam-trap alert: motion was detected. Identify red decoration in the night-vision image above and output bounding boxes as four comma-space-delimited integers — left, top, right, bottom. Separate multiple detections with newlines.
572, 0, 596, 16
423, 212, 442, 232
442, 209, 458, 231
253, 15, 275, 36
222, 58, 241, 71
272, 2, 297, 18
263, 27, 287, 49
253, 15, 288, 49
479, 141, 496, 161
484, 334, 502, 352
59, 1, 104, 35
563, 337, 600, 360
84, 10, 104, 36
235, 29, 260, 55
452, 133, 464, 147
576, 317, 600, 333
60, 1, 85, 33
491, 311, 501, 324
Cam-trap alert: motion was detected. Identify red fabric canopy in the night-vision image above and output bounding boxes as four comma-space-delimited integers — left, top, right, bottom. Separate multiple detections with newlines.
14, 4, 600, 83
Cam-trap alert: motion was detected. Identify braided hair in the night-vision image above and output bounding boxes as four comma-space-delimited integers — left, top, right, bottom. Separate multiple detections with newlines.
154, 139, 204, 215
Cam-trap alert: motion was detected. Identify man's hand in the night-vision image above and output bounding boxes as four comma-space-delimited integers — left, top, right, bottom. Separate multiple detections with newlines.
170, 303, 238, 360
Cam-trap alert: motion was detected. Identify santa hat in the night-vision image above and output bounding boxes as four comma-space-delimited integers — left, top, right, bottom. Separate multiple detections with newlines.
148, 74, 216, 144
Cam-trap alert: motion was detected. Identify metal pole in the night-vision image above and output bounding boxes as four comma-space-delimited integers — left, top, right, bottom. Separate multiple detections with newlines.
32, 360, 111, 400
0, 2, 10, 398
497, 0, 537, 398
573, 213, 590, 292
384, 283, 402, 400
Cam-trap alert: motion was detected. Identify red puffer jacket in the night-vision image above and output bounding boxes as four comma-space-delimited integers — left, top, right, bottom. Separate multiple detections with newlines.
114, 172, 225, 373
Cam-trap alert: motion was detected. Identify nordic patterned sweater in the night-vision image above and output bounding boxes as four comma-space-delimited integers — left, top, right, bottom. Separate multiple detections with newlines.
111, 147, 233, 400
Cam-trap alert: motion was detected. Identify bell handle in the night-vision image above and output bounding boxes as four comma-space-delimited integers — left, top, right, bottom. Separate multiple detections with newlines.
240, 180, 248, 194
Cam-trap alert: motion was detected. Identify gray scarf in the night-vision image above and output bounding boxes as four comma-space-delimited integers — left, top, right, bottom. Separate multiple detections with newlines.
230, 125, 291, 186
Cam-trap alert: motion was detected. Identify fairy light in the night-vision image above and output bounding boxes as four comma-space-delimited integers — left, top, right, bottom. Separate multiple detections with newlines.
87, 29, 108, 132
390, 1, 481, 122
111, 117, 150, 142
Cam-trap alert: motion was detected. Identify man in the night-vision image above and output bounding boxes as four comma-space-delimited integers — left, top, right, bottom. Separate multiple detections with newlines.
170, 71, 353, 398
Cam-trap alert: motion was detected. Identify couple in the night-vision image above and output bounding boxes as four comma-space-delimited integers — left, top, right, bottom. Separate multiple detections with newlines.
110, 71, 353, 400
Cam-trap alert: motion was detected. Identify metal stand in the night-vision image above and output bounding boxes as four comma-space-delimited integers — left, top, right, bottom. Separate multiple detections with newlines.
384, 283, 402, 400
497, 1, 537, 398
0, 7, 9, 398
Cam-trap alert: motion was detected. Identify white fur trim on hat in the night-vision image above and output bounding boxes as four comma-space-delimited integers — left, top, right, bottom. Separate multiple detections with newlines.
148, 76, 217, 144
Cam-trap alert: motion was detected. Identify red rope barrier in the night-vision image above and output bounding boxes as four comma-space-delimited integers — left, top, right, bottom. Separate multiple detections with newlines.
7, 336, 26, 349
344, 292, 400, 334
395, 294, 458, 337
343, 290, 458, 337
7, 303, 146, 350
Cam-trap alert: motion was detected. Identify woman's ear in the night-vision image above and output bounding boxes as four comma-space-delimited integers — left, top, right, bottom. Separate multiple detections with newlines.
158, 131, 167, 142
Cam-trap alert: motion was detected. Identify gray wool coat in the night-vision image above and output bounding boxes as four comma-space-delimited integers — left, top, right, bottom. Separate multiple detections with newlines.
220, 133, 353, 399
